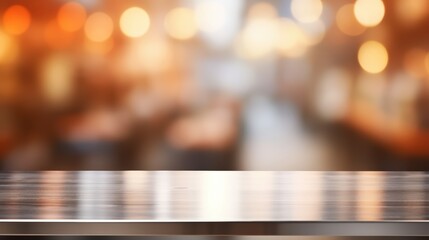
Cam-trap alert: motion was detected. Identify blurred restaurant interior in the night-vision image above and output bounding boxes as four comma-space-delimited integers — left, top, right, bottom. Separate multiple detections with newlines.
0, 0, 429, 171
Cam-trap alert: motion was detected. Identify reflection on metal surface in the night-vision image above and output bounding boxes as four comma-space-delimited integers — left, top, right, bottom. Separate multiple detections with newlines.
0, 171, 429, 235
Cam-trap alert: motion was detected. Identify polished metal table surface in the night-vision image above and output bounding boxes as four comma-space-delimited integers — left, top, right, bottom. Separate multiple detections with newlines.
0, 171, 429, 236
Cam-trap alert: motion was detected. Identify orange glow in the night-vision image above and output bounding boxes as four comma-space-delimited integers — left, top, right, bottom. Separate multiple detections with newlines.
40, 54, 75, 106
404, 49, 427, 79
84, 12, 114, 42
44, 20, 74, 49
0, 30, 19, 64
57, 2, 87, 32
84, 38, 114, 55
2, 5, 31, 35
336, 4, 366, 36
395, 0, 427, 26
425, 53, 429, 76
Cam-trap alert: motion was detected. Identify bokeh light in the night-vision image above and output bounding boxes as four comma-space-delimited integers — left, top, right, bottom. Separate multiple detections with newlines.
57, 2, 87, 32
44, 20, 74, 49
336, 3, 366, 36
395, 0, 427, 26
85, 12, 114, 42
0, 30, 19, 64
120, 7, 150, 38
291, 0, 323, 23
119, 36, 172, 76
164, 7, 197, 40
358, 40, 388, 74
195, 2, 226, 34
2, 5, 31, 35
354, 0, 385, 27
236, 18, 279, 59
40, 54, 75, 106
276, 18, 308, 58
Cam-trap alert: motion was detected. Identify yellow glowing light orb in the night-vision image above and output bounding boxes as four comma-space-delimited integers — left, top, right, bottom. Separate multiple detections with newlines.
358, 40, 388, 74
120, 7, 150, 38
354, 0, 385, 27
85, 12, 114, 42
164, 7, 197, 40
291, 0, 323, 23
57, 2, 87, 32
3, 5, 31, 35
336, 3, 366, 36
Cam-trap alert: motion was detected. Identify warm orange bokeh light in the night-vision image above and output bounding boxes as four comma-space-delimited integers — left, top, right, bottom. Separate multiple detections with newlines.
2, 5, 31, 35
44, 20, 74, 49
57, 2, 87, 32
336, 4, 366, 36
85, 12, 114, 42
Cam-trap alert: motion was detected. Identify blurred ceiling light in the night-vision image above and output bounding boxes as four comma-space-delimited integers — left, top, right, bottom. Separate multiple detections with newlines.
2, 5, 31, 35
195, 2, 226, 34
358, 40, 388, 74
57, 2, 87, 32
291, 0, 323, 23
40, 54, 74, 106
395, 0, 427, 26
403, 49, 427, 79
120, 7, 150, 38
44, 20, 74, 49
0, 30, 19, 64
84, 12, 113, 42
236, 18, 279, 59
164, 7, 197, 40
336, 3, 366, 36
354, 0, 385, 27
248, 2, 277, 19
276, 18, 307, 58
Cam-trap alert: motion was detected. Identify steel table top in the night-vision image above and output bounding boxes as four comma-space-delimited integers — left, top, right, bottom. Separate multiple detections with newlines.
0, 171, 428, 236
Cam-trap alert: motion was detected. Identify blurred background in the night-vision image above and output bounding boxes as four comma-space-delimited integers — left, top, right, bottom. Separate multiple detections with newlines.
0, 0, 429, 171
